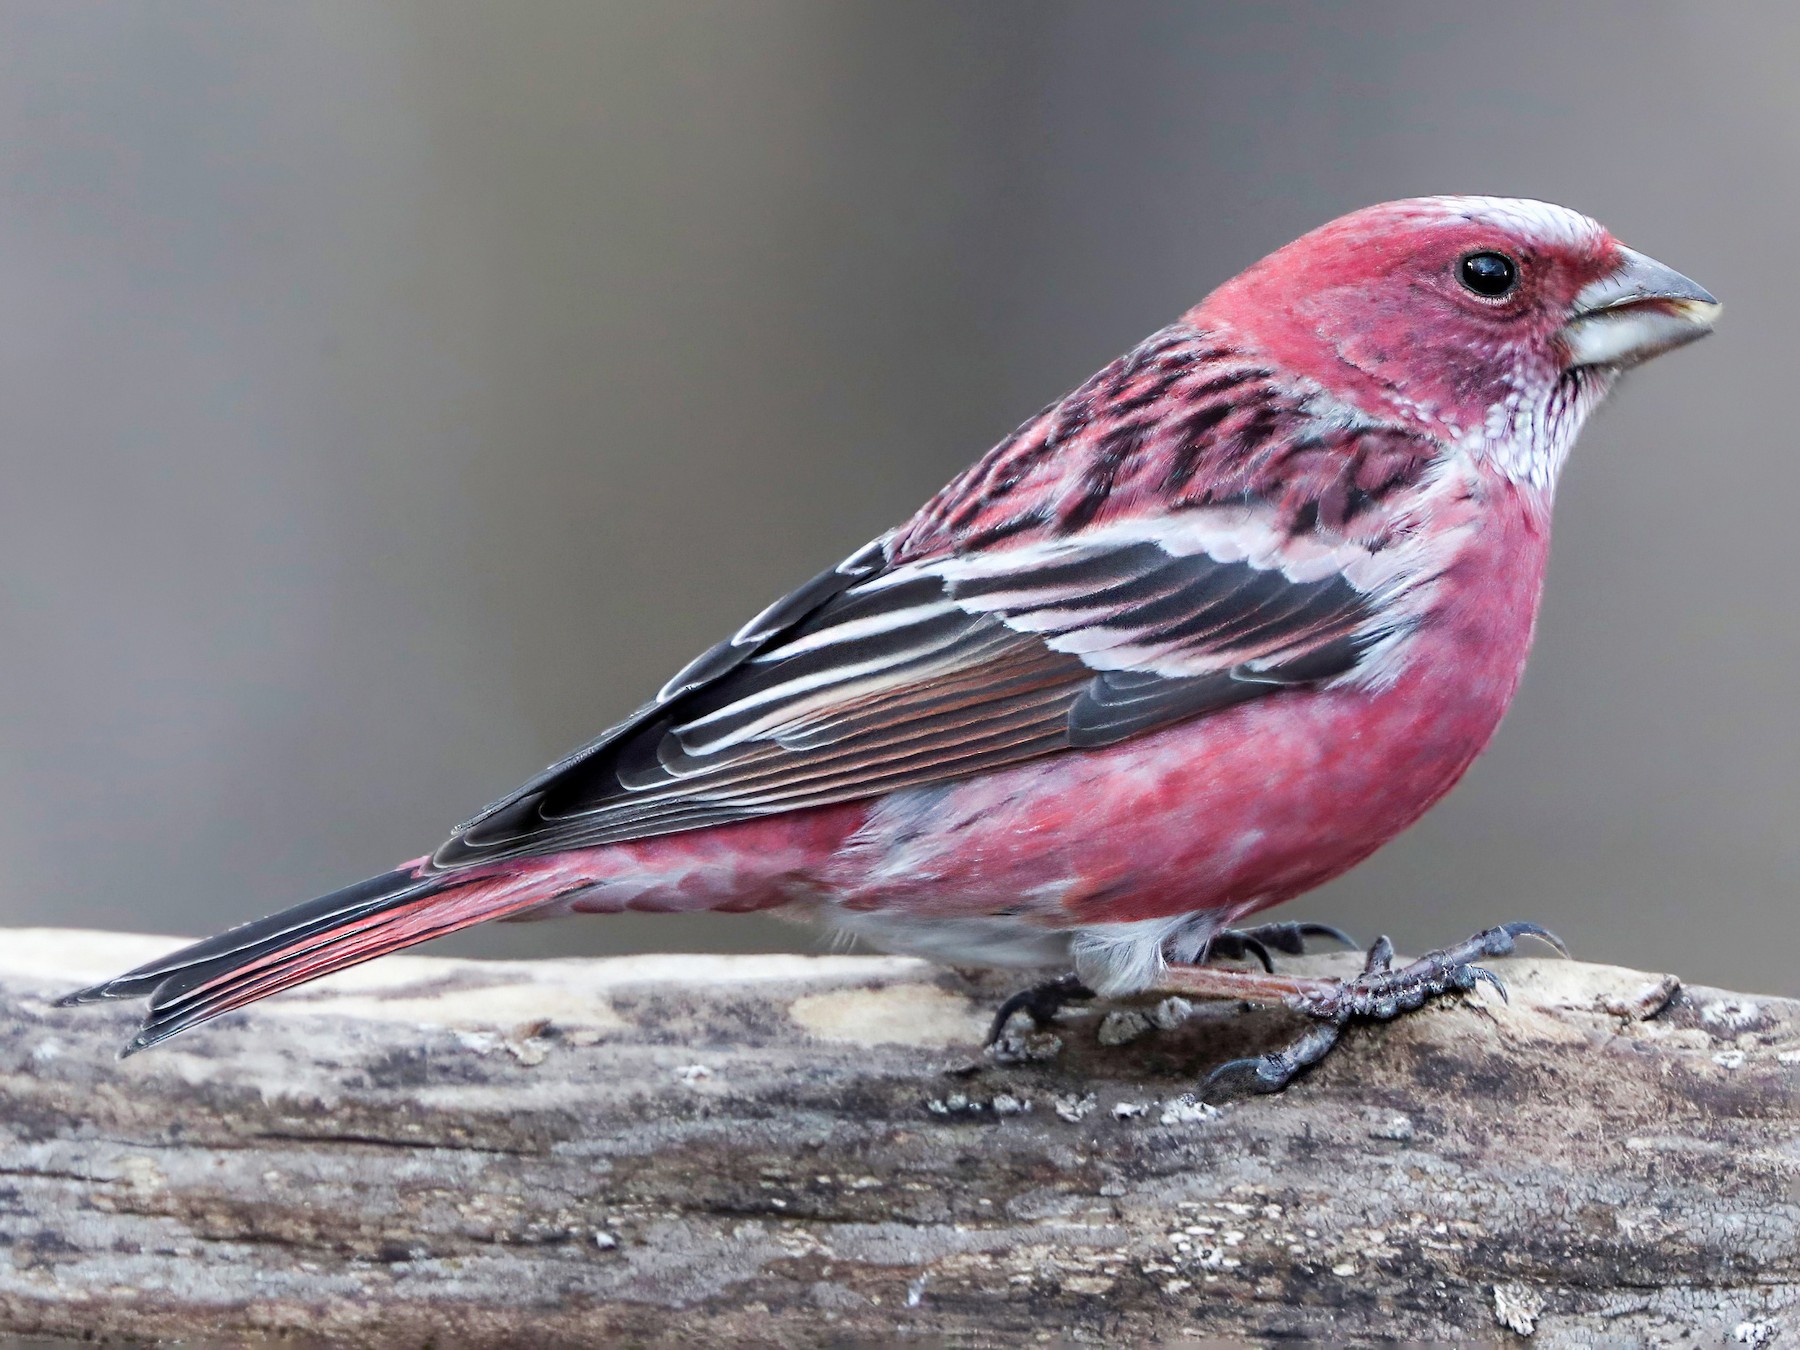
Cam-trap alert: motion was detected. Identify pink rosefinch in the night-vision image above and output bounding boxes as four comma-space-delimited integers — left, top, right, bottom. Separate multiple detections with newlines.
63, 197, 1717, 1093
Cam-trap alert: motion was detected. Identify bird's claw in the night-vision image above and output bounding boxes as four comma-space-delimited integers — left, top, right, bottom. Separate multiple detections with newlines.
1499, 920, 1570, 958
1206, 920, 1361, 972
1203, 1022, 1343, 1101
1468, 964, 1509, 1004
1288, 921, 1361, 952
985, 972, 1094, 1047
1203, 1053, 1288, 1098
1363, 933, 1396, 974
1199, 920, 1562, 1099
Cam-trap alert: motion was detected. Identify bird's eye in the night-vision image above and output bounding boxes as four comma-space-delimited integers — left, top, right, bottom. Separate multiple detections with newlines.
1458, 251, 1518, 297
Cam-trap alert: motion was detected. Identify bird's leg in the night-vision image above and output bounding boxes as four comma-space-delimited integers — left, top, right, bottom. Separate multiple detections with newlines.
1204, 920, 1359, 972
985, 923, 1356, 1044
984, 972, 1095, 1047
1152, 922, 1568, 1100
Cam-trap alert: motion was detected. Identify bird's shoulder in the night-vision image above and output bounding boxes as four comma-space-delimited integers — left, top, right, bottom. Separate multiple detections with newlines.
889, 320, 1443, 566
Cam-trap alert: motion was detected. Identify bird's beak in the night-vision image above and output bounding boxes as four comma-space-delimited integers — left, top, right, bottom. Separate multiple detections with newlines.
1562, 246, 1720, 370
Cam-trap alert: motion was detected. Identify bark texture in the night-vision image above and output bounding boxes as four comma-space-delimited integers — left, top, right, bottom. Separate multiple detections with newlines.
0, 927, 1795, 1347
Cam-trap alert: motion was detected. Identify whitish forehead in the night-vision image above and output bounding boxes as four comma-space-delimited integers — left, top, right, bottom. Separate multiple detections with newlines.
1412, 195, 1607, 250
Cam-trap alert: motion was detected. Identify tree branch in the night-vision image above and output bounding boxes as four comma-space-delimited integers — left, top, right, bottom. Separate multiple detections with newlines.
0, 928, 1794, 1345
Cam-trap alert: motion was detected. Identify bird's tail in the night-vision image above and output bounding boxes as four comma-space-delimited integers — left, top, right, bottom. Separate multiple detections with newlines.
56, 861, 553, 1056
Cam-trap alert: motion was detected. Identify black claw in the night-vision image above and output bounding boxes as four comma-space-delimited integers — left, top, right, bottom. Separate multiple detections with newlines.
1294, 922, 1360, 951
986, 973, 1094, 1047
1204, 931, 1264, 968
1207, 929, 1275, 969
1203, 1053, 1292, 1099
1235, 927, 1292, 957
1500, 921, 1570, 958
1363, 934, 1395, 974
1207, 920, 1360, 968
1468, 965, 1509, 1003
1203, 1022, 1343, 1101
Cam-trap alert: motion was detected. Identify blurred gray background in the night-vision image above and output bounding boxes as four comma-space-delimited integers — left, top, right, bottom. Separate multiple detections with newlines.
0, 1, 1792, 992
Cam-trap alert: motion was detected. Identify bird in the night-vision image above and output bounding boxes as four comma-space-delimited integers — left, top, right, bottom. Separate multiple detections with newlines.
61, 196, 1718, 1094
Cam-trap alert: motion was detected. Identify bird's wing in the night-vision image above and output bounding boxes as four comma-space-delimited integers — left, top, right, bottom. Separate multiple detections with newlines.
431, 515, 1399, 869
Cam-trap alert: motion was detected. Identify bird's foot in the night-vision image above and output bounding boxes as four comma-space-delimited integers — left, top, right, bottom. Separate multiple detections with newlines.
1205, 920, 1358, 972
985, 972, 1095, 1047
1157, 922, 1567, 1101
981, 921, 1350, 1053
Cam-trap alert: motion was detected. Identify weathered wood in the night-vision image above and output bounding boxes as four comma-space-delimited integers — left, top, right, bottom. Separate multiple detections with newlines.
0, 928, 1795, 1347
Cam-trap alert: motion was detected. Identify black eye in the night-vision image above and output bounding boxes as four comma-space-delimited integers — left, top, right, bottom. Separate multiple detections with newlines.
1458, 251, 1518, 297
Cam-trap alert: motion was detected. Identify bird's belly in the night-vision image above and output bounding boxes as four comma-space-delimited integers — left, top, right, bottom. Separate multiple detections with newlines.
818, 651, 1523, 932
810, 907, 1077, 969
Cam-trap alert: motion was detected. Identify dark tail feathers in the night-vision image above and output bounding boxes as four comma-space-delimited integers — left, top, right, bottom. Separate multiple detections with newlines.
57, 864, 534, 1056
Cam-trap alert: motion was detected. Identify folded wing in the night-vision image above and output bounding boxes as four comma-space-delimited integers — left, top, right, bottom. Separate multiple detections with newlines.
433, 521, 1390, 869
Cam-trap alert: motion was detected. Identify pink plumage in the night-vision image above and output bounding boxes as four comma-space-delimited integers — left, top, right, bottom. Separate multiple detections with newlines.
64, 196, 1718, 1065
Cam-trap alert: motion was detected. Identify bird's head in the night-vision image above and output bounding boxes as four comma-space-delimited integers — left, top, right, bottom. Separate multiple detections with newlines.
1198, 195, 1719, 489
